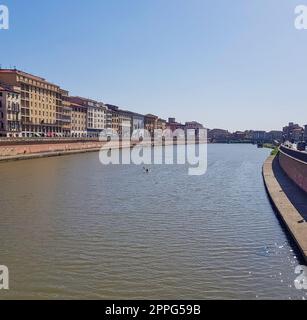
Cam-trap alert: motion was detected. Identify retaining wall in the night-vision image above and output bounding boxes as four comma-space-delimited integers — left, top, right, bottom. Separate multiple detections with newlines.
0, 141, 105, 157
279, 145, 307, 194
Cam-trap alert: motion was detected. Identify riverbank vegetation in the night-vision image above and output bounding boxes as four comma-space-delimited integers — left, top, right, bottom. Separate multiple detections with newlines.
263, 143, 275, 149
271, 147, 279, 156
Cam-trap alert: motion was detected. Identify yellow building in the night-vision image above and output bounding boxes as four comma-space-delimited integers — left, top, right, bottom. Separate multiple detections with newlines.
68, 97, 87, 137
106, 104, 120, 134
60, 89, 72, 137
0, 69, 68, 137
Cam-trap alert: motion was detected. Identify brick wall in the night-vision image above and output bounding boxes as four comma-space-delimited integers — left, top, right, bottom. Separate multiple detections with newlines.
0, 142, 104, 157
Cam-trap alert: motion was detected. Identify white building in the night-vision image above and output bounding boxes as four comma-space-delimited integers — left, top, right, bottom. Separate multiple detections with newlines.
87, 102, 107, 138
68, 96, 107, 138
0, 83, 21, 137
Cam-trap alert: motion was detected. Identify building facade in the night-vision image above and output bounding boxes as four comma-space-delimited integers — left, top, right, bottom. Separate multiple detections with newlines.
283, 122, 304, 142
0, 84, 21, 137
60, 89, 72, 137
232, 131, 247, 141
185, 121, 204, 136
0, 69, 68, 137
105, 109, 113, 130
208, 129, 230, 142
118, 109, 132, 138
68, 99, 87, 138
292, 128, 304, 142
157, 118, 167, 131
166, 117, 185, 132
144, 114, 159, 137
185, 121, 204, 130
131, 112, 144, 132
70, 97, 106, 138
106, 105, 120, 135
265, 130, 283, 143
252, 131, 266, 142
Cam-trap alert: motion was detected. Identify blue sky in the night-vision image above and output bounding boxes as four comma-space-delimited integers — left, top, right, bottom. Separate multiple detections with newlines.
1, 0, 307, 131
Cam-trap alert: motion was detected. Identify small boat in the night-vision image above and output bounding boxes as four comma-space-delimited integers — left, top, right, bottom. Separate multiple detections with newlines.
257, 142, 263, 148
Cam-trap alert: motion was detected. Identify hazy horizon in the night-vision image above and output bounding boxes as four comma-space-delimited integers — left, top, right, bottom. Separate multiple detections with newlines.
1, 0, 307, 132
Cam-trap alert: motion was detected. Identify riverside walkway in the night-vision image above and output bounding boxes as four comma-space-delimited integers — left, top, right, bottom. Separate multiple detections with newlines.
263, 155, 307, 262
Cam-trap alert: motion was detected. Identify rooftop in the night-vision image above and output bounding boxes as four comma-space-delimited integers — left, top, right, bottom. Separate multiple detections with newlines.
0, 68, 61, 88
145, 114, 159, 119
106, 104, 119, 111
70, 96, 104, 106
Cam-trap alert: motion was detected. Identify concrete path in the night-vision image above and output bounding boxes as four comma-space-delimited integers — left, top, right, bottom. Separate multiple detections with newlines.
263, 155, 307, 262
272, 156, 307, 221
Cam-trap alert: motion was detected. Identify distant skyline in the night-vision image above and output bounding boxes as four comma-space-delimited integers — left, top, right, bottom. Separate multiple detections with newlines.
1, 0, 307, 131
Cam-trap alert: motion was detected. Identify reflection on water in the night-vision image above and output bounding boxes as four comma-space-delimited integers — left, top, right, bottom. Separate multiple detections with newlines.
0, 144, 306, 300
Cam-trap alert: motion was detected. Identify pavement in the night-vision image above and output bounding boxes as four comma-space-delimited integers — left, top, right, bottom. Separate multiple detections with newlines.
263, 155, 307, 262
272, 156, 307, 221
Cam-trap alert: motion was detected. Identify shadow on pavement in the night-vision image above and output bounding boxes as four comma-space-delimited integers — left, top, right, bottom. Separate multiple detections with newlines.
273, 155, 307, 221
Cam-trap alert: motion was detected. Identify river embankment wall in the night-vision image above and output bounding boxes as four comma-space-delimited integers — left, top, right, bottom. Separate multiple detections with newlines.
263, 155, 307, 262
279, 145, 307, 194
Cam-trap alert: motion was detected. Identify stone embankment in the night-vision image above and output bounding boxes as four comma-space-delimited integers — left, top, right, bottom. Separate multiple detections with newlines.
263, 154, 307, 262
0, 138, 191, 163
0, 139, 141, 162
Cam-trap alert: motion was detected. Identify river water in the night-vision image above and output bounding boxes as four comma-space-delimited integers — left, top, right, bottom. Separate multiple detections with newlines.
0, 144, 306, 300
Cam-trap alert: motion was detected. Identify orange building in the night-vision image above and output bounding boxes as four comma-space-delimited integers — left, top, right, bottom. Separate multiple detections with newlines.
0, 69, 68, 137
